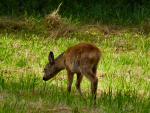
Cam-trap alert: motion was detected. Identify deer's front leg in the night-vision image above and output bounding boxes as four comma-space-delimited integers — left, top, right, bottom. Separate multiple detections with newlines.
67, 70, 74, 93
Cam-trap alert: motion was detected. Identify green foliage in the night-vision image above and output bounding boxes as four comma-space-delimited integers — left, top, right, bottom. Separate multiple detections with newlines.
0, 0, 150, 25
16, 58, 27, 67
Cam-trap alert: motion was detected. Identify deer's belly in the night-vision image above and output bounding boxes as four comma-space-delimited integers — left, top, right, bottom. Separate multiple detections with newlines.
65, 60, 81, 73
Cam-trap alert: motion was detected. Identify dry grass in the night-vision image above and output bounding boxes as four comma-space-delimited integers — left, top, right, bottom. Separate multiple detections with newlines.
0, 17, 34, 31
140, 19, 150, 35
0, 15, 149, 39
44, 3, 76, 38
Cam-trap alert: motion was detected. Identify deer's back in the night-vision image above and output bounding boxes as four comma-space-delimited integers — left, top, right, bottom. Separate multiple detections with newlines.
64, 43, 101, 73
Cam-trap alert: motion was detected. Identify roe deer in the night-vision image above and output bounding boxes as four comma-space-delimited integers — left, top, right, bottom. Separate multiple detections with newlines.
43, 43, 101, 100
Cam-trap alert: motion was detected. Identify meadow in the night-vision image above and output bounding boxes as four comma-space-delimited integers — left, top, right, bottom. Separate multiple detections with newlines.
0, 23, 150, 113
0, 0, 150, 112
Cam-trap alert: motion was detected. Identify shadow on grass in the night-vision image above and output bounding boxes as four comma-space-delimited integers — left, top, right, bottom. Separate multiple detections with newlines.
1, 75, 149, 113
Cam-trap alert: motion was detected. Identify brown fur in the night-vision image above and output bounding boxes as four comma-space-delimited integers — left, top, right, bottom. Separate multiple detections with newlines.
43, 43, 101, 100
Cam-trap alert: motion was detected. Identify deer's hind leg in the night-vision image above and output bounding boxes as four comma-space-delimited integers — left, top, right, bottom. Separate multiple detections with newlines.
83, 67, 98, 100
76, 73, 83, 96
89, 71, 98, 100
67, 70, 74, 93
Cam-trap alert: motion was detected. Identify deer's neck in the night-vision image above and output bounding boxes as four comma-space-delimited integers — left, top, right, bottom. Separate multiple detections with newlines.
55, 52, 65, 70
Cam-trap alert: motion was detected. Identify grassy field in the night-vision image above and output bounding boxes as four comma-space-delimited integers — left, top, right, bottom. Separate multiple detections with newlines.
0, 28, 150, 112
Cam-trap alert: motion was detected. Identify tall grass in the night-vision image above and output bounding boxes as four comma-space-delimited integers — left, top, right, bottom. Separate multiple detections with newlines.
0, 31, 150, 112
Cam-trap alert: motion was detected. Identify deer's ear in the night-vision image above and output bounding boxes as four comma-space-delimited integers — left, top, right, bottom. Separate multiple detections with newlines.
49, 51, 54, 64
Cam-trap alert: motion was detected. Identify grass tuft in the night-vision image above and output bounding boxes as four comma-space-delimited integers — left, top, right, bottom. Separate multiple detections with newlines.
44, 3, 76, 38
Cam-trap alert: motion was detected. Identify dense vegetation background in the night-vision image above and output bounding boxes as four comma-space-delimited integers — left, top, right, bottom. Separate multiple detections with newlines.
0, 0, 150, 24
0, 0, 150, 113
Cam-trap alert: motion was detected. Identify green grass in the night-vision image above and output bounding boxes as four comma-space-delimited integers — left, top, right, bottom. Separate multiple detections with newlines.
0, 31, 150, 113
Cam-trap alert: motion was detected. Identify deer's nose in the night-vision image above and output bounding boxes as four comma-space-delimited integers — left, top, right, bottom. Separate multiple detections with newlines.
43, 77, 47, 81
